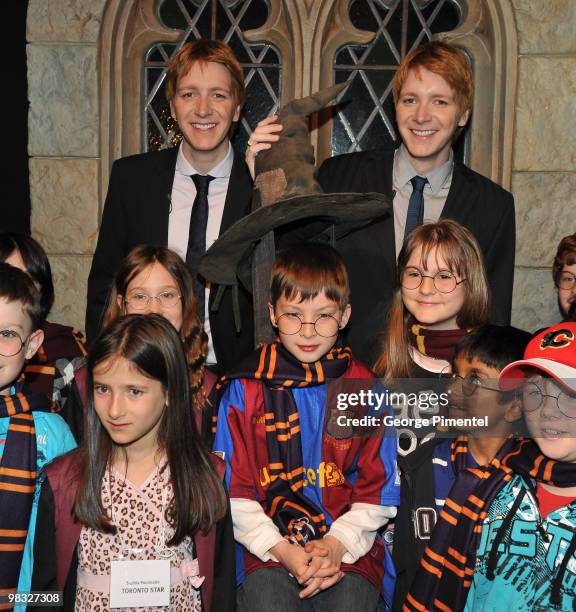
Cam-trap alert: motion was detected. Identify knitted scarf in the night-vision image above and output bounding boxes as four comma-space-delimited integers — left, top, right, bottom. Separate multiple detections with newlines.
408, 322, 469, 362
220, 342, 352, 545
404, 438, 576, 611
24, 321, 86, 399
0, 386, 54, 591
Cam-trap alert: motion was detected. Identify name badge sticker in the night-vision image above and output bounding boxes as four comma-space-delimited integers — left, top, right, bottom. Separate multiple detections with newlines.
109, 559, 170, 608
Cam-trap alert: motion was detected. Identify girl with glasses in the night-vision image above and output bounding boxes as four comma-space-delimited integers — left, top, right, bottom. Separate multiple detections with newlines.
374, 219, 490, 382
103, 245, 207, 401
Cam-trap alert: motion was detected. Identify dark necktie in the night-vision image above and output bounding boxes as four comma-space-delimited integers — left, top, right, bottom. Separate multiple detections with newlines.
404, 175, 427, 238
186, 174, 214, 323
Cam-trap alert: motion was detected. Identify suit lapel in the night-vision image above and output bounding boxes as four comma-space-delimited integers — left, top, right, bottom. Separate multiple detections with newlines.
149, 147, 179, 245
219, 148, 253, 235
440, 161, 473, 223
367, 148, 397, 275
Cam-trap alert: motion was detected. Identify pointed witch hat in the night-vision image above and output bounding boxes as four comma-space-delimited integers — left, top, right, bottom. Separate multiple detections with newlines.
199, 84, 391, 345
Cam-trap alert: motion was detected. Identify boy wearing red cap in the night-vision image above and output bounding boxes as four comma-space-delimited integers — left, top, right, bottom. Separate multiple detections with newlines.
404, 322, 576, 612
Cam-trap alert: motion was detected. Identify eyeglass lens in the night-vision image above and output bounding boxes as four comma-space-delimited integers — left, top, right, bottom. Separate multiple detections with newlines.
401, 268, 459, 293
522, 382, 576, 418
0, 330, 25, 357
276, 314, 340, 338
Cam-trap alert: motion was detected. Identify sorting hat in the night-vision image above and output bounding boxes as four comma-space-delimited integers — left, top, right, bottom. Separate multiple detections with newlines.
199, 84, 391, 344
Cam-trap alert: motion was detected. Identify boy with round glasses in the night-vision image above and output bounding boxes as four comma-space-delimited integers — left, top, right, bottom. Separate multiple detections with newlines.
213, 243, 399, 611
0, 263, 75, 603
392, 324, 530, 610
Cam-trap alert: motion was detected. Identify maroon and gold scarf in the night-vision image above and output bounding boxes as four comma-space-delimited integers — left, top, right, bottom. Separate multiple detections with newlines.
404, 438, 576, 611
409, 321, 469, 363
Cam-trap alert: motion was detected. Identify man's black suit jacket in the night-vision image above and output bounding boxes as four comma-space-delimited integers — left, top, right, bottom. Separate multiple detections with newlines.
318, 145, 515, 366
86, 146, 254, 373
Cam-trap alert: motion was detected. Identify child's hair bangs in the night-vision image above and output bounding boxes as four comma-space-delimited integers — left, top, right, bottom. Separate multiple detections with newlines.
270, 244, 350, 310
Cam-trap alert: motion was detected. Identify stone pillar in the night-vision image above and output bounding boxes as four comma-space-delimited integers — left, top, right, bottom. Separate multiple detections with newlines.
27, 0, 106, 330
510, 0, 576, 330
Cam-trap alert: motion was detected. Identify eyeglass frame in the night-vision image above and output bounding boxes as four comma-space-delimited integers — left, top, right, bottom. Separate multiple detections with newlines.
449, 373, 504, 397
522, 381, 576, 419
123, 291, 182, 310
0, 329, 30, 358
555, 271, 576, 291
400, 267, 467, 294
274, 313, 341, 338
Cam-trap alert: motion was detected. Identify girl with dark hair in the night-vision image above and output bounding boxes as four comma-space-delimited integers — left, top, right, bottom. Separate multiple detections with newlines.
31, 314, 235, 611
0, 233, 86, 423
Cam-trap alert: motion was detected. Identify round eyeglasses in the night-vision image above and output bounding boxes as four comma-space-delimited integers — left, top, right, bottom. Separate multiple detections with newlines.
556, 271, 576, 291
522, 382, 576, 419
401, 268, 466, 294
276, 313, 340, 338
124, 291, 182, 311
449, 373, 503, 397
0, 329, 28, 357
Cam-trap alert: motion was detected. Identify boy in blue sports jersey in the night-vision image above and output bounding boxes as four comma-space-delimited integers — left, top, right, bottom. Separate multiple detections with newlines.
213, 244, 400, 611
0, 263, 76, 603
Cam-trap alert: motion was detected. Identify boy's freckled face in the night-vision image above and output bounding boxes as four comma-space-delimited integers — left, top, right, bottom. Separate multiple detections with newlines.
269, 291, 351, 364
523, 376, 576, 463
0, 298, 43, 395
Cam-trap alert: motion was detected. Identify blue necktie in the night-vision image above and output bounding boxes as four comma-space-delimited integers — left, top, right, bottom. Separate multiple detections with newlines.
404, 175, 427, 238
186, 174, 214, 323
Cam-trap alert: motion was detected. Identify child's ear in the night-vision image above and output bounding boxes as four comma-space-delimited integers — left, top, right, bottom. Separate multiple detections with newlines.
25, 328, 44, 360
339, 304, 351, 330
268, 302, 277, 327
504, 396, 523, 423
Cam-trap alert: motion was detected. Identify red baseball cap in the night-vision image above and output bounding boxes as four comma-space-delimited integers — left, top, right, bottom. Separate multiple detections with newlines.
499, 322, 576, 392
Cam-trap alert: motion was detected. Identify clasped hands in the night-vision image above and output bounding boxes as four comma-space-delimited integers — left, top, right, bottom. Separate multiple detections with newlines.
271, 535, 347, 599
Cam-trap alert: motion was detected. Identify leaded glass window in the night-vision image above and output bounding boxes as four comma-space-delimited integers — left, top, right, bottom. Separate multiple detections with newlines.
144, 0, 281, 152
332, 0, 464, 157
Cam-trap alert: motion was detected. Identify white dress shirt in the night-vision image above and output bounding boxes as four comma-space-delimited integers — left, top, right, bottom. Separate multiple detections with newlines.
168, 142, 234, 365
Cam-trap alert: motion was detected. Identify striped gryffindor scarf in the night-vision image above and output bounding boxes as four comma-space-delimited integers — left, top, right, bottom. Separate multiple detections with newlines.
219, 342, 351, 545
404, 438, 576, 611
0, 387, 53, 594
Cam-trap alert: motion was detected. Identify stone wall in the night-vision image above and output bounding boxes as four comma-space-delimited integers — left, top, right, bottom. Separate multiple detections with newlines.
26, 0, 576, 332
27, 0, 105, 330
510, 0, 576, 330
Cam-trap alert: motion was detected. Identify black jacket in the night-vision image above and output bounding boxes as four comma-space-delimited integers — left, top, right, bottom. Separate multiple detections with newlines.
86, 146, 254, 373
318, 146, 515, 365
